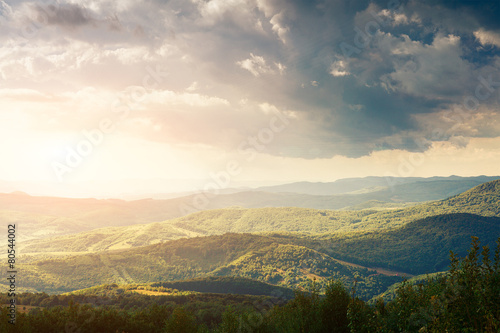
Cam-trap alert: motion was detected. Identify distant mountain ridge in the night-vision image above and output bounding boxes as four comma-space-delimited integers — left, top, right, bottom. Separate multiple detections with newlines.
6, 176, 499, 241
19, 179, 500, 255
256, 176, 499, 195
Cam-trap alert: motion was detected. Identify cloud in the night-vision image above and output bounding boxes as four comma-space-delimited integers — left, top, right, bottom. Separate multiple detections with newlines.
379, 34, 474, 99
329, 59, 350, 77
237, 53, 276, 76
256, 0, 293, 43
0, 88, 51, 101
134, 89, 230, 107
474, 29, 500, 48
32, 3, 95, 28
1, 0, 500, 164
269, 11, 289, 43
375, 8, 421, 27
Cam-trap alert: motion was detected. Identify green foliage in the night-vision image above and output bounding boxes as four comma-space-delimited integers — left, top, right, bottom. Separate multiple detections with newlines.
9, 233, 400, 300
217, 307, 240, 333
320, 280, 350, 332
347, 297, 378, 332
0, 286, 283, 332
319, 213, 500, 274
6, 179, 500, 332
375, 237, 500, 332
21, 180, 500, 271
374, 272, 446, 302
149, 276, 295, 299
164, 308, 198, 333
263, 281, 323, 333
261, 237, 500, 333
2, 237, 499, 332
21, 207, 375, 256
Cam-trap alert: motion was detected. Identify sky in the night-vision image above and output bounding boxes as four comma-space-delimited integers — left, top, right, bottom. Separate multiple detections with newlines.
1, 0, 500, 196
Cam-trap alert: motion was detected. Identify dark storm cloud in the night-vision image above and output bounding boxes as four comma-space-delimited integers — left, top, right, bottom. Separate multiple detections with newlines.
146, 0, 499, 158
5, 0, 499, 159
239, 0, 500, 157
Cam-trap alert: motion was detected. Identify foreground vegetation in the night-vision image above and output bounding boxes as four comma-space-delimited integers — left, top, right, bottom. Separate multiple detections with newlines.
2, 237, 498, 332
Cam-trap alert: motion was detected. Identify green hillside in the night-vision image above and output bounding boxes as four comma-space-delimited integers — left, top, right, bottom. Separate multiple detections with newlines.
2, 238, 497, 333
66, 276, 296, 299
18, 221, 201, 257
340, 200, 420, 211
8, 176, 499, 242
18, 208, 372, 255
284, 212, 500, 275
139, 277, 296, 299
20, 180, 500, 257
11, 234, 401, 300
350, 179, 500, 231
373, 271, 447, 302
0, 286, 288, 332
10, 180, 500, 306
0, 193, 193, 241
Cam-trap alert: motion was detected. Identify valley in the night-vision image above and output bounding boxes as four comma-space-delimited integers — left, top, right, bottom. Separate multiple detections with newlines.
2, 177, 499, 298
2, 176, 500, 331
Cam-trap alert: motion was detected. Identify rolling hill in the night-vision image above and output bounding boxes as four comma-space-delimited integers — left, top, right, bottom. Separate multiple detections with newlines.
6, 176, 498, 242
17, 208, 372, 255
8, 178, 500, 306
257, 176, 498, 196
0, 193, 192, 241
313, 213, 500, 274
147, 276, 296, 299
19, 179, 500, 256
12, 233, 401, 300
67, 276, 297, 300
14, 208, 499, 299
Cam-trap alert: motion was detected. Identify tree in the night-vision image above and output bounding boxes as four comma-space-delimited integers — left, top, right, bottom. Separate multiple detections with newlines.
164, 308, 197, 333
320, 280, 350, 332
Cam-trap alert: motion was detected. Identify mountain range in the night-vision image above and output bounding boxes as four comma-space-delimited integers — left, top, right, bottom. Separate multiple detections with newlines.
7, 177, 500, 301
5, 175, 499, 242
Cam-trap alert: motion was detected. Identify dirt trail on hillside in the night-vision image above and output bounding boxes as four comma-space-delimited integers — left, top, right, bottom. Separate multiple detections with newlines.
334, 259, 414, 277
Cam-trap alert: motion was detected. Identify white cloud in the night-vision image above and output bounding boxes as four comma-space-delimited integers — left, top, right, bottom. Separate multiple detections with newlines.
197, 0, 244, 19
269, 11, 289, 43
237, 53, 275, 76
377, 9, 421, 26
330, 59, 350, 77
101, 46, 157, 65
0, 88, 50, 100
259, 102, 297, 119
474, 29, 500, 48
140, 89, 230, 107
194, 0, 267, 34
186, 81, 199, 92
255, 0, 274, 17
1, 0, 499, 186
275, 62, 286, 74
254, 0, 293, 43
